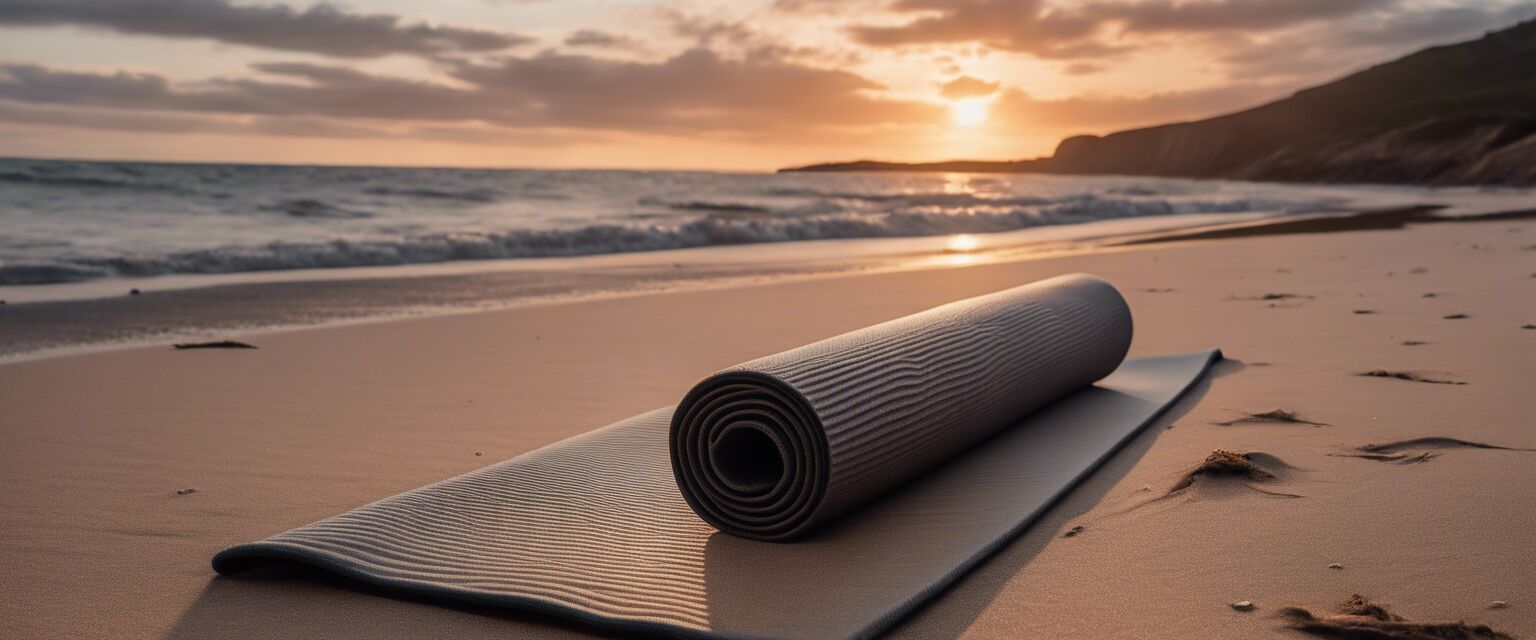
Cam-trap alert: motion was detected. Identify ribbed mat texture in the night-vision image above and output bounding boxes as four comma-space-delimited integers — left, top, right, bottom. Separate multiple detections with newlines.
214, 276, 1220, 640
672, 274, 1132, 540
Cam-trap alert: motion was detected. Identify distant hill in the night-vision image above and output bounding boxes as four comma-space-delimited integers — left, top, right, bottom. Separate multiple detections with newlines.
784, 20, 1536, 185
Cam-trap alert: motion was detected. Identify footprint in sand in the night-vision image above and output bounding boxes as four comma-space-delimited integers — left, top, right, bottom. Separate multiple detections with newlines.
1332, 437, 1535, 464
1215, 409, 1328, 427
1280, 594, 1513, 640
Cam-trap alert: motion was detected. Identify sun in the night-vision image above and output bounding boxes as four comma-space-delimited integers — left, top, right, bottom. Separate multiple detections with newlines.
946, 234, 980, 252
950, 98, 989, 127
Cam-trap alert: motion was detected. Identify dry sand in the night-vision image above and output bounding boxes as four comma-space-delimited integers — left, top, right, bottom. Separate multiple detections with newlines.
1, 213, 1532, 639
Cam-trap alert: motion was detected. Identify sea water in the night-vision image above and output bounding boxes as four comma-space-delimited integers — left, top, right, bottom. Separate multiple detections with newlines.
0, 156, 1523, 288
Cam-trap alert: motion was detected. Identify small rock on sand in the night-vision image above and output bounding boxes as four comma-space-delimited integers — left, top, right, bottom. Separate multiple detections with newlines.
130, 288, 141, 296
1490, 601, 1509, 609
1063, 526, 1085, 538
1328, 563, 1343, 569
175, 488, 197, 495
1231, 601, 1256, 612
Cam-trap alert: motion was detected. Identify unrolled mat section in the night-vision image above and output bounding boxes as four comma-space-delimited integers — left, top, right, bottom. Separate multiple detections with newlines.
214, 351, 1219, 640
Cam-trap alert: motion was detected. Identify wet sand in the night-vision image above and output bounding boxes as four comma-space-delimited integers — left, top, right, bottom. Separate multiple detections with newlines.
1, 212, 1531, 639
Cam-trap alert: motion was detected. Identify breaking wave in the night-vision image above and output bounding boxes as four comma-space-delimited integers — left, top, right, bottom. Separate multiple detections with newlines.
0, 194, 1315, 284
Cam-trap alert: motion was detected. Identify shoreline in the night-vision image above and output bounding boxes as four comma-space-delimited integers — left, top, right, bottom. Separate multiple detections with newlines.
5, 202, 1532, 364
0, 212, 1268, 361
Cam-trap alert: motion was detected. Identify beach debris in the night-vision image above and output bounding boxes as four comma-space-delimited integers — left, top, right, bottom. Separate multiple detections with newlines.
1444, 313, 1470, 319
1063, 525, 1085, 538
1422, 292, 1438, 298
1280, 594, 1513, 640
1231, 601, 1256, 612
1163, 450, 1301, 499
1400, 340, 1429, 346
475, 451, 483, 456
129, 288, 141, 296
1353, 309, 1376, 314
1409, 267, 1428, 274
1522, 324, 1535, 330
1358, 437, 1534, 454
1216, 409, 1328, 427
1328, 563, 1343, 570
1357, 370, 1467, 385
175, 487, 197, 495
1333, 451, 1440, 464
1139, 287, 1176, 293
1489, 601, 1509, 610
1336, 438, 1534, 464
173, 340, 258, 350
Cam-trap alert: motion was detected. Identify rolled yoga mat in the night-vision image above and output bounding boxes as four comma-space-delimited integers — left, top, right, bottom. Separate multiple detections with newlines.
672, 273, 1132, 540
214, 274, 1221, 640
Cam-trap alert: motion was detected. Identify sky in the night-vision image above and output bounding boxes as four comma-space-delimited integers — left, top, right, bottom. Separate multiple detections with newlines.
0, 0, 1531, 170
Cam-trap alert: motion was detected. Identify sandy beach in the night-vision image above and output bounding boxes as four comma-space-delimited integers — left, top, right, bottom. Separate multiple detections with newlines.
2, 210, 1531, 639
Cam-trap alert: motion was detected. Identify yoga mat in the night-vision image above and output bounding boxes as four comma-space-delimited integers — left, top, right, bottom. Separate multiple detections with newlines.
214, 277, 1221, 640
672, 274, 1132, 540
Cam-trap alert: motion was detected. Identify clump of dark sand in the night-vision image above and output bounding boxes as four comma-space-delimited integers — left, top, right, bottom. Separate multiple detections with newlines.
1280, 594, 1513, 639
1335, 438, 1535, 464
173, 340, 258, 350
1216, 409, 1329, 427
1358, 438, 1533, 454
1166, 450, 1301, 498
1357, 370, 1466, 385
1332, 451, 1440, 464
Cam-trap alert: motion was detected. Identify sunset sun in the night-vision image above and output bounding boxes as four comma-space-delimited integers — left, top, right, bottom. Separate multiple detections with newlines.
950, 98, 990, 127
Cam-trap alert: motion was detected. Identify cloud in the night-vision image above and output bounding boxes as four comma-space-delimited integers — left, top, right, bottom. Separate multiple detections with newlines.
849, 0, 1113, 58
446, 49, 939, 132
0, 0, 533, 59
1213, 3, 1536, 80
0, 49, 942, 139
990, 83, 1282, 134
847, 0, 1399, 58
938, 75, 999, 99
1106, 0, 1394, 34
0, 100, 386, 138
563, 29, 639, 50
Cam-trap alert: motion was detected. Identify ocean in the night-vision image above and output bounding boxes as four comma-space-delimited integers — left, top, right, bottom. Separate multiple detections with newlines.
2, 156, 1485, 288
